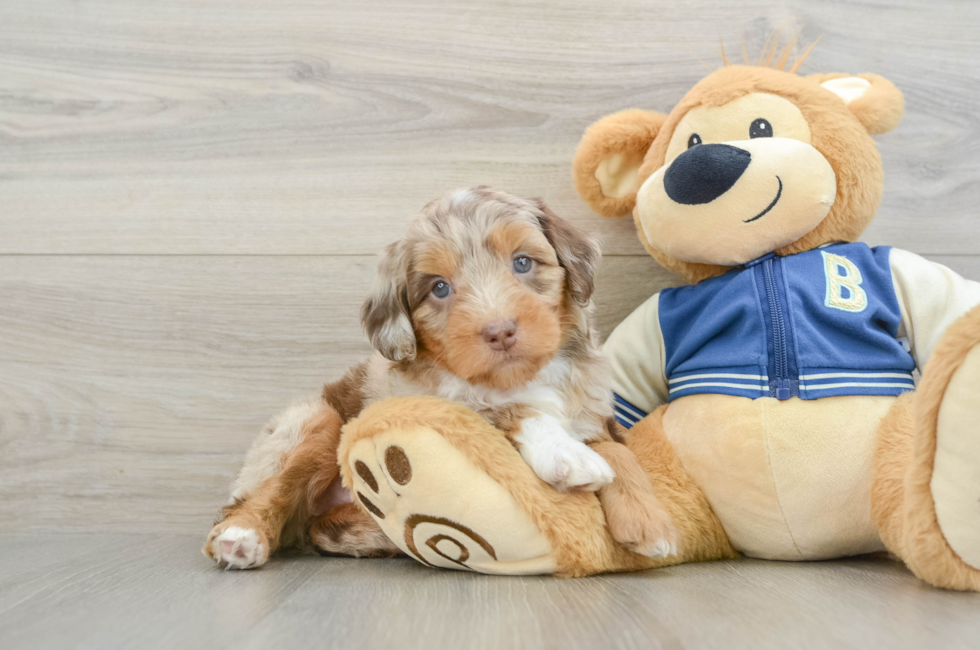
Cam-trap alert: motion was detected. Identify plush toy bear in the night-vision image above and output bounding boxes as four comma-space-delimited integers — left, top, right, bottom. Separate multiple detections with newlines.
572, 62, 980, 590
337, 62, 980, 590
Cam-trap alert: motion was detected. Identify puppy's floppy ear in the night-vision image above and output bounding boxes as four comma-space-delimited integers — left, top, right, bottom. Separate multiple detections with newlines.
361, 240, 416, 361
808, 73, 904, 135
573, 109, 667, 217
533, 200, 602, 306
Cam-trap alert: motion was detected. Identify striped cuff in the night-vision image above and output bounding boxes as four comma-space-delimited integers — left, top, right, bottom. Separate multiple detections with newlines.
613, 394, 648, 429
668, 365, 769, 401
799, 369, 915, 399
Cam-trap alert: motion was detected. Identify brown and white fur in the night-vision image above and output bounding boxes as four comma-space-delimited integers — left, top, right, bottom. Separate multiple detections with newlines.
205, 187, 678, 569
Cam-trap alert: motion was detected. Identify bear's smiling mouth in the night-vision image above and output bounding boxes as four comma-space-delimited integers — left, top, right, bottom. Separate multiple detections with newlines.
744, 176, 783, 223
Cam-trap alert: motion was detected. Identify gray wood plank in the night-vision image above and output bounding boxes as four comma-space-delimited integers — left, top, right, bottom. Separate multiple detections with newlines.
1, 534, 979, 650
1, 0, 978, 255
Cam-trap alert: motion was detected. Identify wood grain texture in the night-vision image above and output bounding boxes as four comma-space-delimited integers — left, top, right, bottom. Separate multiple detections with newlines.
1, 0, 979, 256
1, 534, 979, 650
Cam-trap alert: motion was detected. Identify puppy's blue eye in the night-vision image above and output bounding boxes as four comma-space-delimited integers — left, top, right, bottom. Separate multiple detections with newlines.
432, 281, 451, 298
513, 256, 532, 274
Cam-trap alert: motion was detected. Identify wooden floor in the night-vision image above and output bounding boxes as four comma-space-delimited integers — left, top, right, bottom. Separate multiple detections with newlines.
2, 0, 980, 647
0, 534, 977, 650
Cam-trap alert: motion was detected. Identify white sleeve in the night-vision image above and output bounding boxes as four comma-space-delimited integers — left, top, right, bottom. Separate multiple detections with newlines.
602, 292, 669, 423
890, 248, 980, 371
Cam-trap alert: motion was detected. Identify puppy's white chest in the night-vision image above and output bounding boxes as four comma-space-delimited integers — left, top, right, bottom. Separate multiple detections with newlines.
437, 374, 566, 418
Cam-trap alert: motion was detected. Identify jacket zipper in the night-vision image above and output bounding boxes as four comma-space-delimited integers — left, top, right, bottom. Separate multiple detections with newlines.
764, 258, 792, 400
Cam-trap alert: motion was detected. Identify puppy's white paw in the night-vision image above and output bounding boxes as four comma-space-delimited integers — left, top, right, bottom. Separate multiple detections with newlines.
603, 488, 681, 559
627, 530, 679, 559
208, 526, 268, 570
558, 442, 616, 492
522, 434, 615, 492
650, 538, 678, 559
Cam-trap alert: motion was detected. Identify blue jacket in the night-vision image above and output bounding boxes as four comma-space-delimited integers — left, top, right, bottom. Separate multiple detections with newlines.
610, 243, 920, 428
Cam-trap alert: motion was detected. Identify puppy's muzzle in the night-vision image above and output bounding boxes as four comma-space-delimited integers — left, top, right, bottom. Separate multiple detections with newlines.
482, 319, 518, 352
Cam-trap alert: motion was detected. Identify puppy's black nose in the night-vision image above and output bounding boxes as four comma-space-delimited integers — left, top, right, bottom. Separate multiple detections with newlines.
663, 144, 751, 205
482, 319, 518, 351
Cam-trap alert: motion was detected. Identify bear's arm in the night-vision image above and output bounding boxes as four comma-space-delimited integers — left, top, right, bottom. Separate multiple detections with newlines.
602, 292, 669, 429
889, 248, 980, 371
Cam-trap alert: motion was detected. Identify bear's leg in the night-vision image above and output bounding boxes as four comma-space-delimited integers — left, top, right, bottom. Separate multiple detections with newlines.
623, 406, 737, 562
338, 396, 738, 575
872, 305, 980, 591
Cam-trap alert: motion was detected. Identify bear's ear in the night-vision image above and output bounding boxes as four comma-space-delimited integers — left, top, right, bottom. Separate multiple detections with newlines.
808, 73, 905, 135
573, 109, 666, 217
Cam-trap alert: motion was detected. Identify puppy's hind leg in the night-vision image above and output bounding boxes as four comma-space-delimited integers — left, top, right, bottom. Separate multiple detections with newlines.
309, 501, 402, 558
205, 399, 343, 569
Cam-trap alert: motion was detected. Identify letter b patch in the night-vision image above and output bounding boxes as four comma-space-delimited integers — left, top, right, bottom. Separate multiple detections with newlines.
822, 251, 868, 313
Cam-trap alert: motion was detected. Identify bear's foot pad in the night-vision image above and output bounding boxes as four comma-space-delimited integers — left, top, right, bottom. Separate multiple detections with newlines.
345, 424, 559, 575
932, 344, 980, 570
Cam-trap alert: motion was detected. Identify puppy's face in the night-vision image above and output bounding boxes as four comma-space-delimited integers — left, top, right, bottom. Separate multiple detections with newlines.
363, 188, 601, 390
410, 214, 565, 389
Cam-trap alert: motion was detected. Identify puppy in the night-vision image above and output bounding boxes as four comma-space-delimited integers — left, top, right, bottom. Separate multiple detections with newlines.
205, 187, 678, 569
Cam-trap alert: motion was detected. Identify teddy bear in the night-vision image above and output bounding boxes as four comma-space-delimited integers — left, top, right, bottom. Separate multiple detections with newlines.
334, 59, 980, 590
571, 60, 980, 590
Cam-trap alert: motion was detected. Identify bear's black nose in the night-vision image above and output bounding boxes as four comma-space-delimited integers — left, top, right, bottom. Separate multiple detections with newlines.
663, 144, 751, 205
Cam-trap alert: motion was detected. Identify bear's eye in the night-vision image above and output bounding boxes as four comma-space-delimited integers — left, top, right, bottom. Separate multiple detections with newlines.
432, 281, 451, 299
687, 133, 702, 148
513, 256, 533, 274
750, 118, 772, 138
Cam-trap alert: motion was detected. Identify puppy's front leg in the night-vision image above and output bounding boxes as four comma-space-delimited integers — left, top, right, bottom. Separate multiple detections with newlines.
590, 438, 679, 558
512, 414, 615, 492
